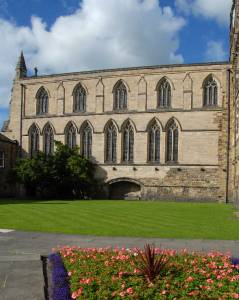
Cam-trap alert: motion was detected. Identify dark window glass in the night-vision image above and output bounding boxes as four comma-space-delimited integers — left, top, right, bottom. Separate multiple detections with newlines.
114, 81, 127, 110
73, 85, 86, 112
44, 125, 54, 155
203, 76, 218, 106
82, 125, 92, 159
36, 88, 48, 115
123, 122, 134, 163
106, 122, 117, 163
167, 121, 178, 163
148, 123, 160, 162
158, 79, 171, 108
29, 125, 39, 157
66, 124, 76, 149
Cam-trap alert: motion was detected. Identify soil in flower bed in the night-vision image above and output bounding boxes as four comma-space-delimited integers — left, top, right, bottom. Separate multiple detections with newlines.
56, 246, 239, 299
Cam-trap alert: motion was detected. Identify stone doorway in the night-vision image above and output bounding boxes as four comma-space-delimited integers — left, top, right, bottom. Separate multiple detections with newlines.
109, 180, 141, 200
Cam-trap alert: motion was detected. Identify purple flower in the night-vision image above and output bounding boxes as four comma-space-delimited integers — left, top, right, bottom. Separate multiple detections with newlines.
48, 253, 72, 300
231, 257, 239, 266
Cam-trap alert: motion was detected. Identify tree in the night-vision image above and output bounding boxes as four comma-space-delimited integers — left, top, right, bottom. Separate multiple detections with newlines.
13, 142, 96, 199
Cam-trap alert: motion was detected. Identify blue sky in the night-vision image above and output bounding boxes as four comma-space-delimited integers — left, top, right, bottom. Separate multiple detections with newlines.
0, 0, 232, 129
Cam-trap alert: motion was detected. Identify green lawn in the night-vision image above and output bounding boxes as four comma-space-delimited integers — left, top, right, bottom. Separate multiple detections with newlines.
0, 199, 239, 240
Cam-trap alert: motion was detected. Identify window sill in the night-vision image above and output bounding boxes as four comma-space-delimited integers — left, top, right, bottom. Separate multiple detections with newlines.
156, 106, 172, 110
202, 105, 220, 110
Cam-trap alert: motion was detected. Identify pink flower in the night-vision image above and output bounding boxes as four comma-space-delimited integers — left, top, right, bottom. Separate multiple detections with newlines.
233, 294, 239, 299
188, 291, 199, 296
206, 279, 214, 284
119, 291, 126, 297
71, 287, 83, 299
126, 287, 134, 294
186, 276, 194, 282
161, 290, 167, 295
133, 268, 140, 274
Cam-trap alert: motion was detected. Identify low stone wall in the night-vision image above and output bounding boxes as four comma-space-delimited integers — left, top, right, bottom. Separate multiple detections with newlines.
102, 167, 226, 202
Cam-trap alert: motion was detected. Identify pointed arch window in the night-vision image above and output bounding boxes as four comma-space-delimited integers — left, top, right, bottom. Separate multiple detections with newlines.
73, 84, 86, 112
36, 88, 48, 115
122, 122, 134, 163
43, 124, 54, 155
148, 122, 160, 163
166, 120, 178, 163
203, 75, 218, 106
65, 123, 76, 149
114, 81, 127, 110
105, 122, 117, 163
158, 79, 171, 108
29, 124, 39, 157
82, 124, 92, 159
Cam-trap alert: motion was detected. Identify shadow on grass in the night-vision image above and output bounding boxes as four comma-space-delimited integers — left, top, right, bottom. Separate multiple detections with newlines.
0, 198, 74, 205
0, 198, 118, 205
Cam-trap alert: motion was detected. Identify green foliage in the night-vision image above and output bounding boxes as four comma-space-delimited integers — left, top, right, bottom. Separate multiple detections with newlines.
13, 142, 95, 198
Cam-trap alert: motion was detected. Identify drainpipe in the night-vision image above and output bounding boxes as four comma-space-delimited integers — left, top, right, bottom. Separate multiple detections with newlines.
226, 68, 231, 204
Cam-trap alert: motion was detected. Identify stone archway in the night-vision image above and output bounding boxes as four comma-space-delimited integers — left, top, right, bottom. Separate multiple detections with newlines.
109, 179, 141, 200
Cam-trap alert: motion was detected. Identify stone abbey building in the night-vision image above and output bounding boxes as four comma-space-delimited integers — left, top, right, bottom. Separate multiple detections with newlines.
2, 0, 239, 202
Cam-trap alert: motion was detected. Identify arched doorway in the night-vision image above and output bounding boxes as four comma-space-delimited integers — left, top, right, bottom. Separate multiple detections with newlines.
109, 179, 141, 200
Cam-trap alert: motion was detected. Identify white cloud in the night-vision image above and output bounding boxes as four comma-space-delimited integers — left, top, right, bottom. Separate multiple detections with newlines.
205, 40, 227, 61
0, 0, 185, 109
175, 0, 232, 25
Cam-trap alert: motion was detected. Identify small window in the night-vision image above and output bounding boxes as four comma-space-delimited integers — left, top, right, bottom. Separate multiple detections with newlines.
157, 78, 171, 108
65, 123, 77, 149
114, 81, 127, 110
43, 124, 54, 155
82, 124, 92, 159
203, 75, 218, 107
36, 87, 48, 115
122, 121, 134, 163
148, 122, 160, 163
73, 84, 86, 112
105, 122, 117, 163
0, 151, 5, 168
29, 124, 39, 157
166, 120, 179, 163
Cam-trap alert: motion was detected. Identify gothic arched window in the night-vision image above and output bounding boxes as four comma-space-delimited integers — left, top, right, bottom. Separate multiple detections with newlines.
157, 78, 171, 108
114, 81, 127, 110
43, 124, 54, 155
65, 123, 76, 149
82, 124, 92, 159
29, 124, 39, 157
203, 75, 218, 107
148, 122, 160, 163
122, 121, 134, 163
36, 87, 48, 115
73, 84, 86, 112
105, 122, 117, 163
166, 120, 179, 163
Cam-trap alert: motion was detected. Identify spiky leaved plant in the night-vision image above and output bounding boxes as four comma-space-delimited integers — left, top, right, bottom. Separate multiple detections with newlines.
136, 244, 168, 283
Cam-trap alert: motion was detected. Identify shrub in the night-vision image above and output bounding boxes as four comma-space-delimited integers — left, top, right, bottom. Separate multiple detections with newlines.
136, 244, 168, 283
13, 142, 96, 199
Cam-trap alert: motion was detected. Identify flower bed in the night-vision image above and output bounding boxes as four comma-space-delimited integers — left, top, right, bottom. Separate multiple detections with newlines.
54, 246, 239, 299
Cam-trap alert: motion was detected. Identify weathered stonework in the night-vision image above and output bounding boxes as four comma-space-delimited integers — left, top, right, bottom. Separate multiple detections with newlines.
4, 1, 239, 201
1, 60, 231, 201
